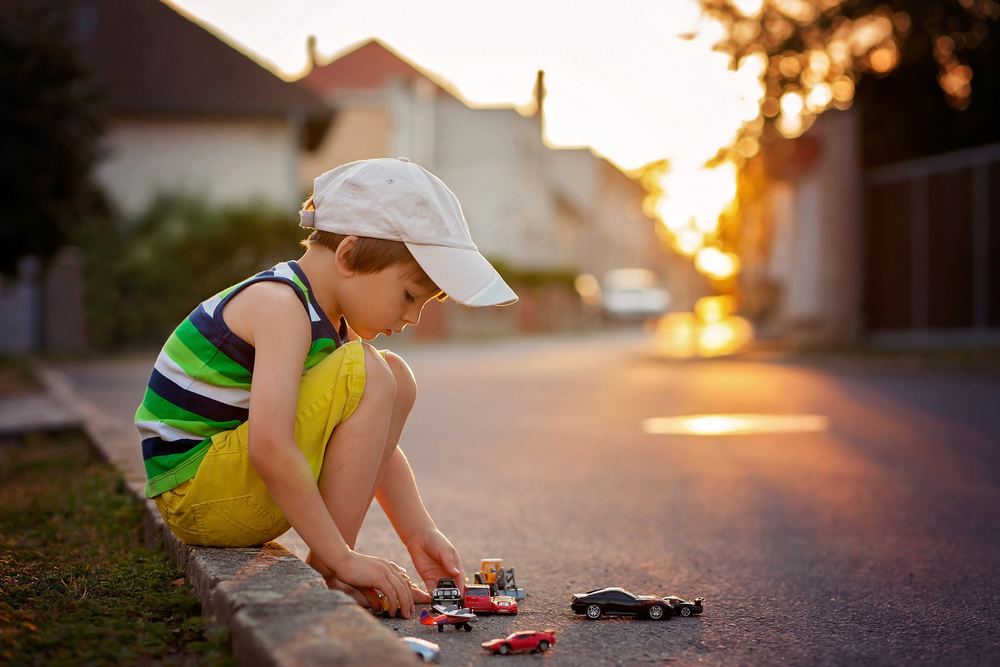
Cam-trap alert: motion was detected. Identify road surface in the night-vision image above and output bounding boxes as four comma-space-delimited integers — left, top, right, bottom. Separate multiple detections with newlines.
60, 331, 1000, 665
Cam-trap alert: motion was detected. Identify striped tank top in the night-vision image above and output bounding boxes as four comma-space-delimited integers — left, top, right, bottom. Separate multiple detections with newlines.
135, 261, 348, 498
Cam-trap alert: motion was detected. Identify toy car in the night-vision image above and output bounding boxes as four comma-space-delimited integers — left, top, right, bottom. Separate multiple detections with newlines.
490, 595, 518, 615
401, 636, 441, 663
462, 585, 519, 614
462, 585, 493, 613
570, 587, 672, 620
473, 558, 525, 600
482, 630, 556, 655
664, 595, 704, 617
431, 577, 463, 608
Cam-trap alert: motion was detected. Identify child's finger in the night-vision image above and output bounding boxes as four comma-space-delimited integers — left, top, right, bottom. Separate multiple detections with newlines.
380, 576, 402, 618
386, 567, 411, 618
449, 552, 466, 592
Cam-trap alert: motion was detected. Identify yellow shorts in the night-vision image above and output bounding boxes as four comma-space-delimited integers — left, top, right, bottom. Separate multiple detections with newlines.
153, 340, 368, 548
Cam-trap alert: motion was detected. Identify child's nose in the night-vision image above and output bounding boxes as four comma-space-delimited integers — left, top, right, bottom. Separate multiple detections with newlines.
404, 304, 421, 326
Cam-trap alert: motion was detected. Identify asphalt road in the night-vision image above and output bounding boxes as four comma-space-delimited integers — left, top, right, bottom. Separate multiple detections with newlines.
61, 332, 1000, 666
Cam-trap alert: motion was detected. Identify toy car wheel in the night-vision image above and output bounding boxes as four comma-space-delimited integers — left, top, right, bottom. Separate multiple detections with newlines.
499, 644, 512, 655
680, 607, 692, 617
537, 640, 550, 652
648, 604, 667, 620
437, 625, 444, 633
586, 604, 603, 619
463, 624, 473, 632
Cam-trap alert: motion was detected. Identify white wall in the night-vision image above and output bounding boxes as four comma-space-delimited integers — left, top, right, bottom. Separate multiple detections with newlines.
770, 109, 863, 345
96, 117, 301, 216
300, 105, 391, 190
433, 101, 534, 264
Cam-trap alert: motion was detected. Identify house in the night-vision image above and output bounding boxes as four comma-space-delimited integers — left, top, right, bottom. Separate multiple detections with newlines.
74, 0, 332, 216
739, 108, 1000, 348
298, 39, 704, 332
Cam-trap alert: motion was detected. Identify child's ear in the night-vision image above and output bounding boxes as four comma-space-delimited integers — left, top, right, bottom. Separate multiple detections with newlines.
334, 236, 359, 277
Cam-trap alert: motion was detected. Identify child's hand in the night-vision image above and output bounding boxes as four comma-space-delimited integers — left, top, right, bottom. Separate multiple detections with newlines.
334, 551, 415, 618
405, 528, 466, 600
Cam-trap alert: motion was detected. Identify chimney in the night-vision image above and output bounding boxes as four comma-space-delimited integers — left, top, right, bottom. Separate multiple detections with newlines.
534, 69, 546, 122
307, 34, 318, 69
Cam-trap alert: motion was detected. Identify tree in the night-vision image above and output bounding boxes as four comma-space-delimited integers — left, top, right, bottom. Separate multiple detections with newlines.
702, 0, 1000, 161
0, 0, 103, 276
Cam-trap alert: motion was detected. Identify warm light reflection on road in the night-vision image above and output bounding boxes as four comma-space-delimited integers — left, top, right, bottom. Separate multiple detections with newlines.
642, 413, 829, 435
654, 308, 753, 358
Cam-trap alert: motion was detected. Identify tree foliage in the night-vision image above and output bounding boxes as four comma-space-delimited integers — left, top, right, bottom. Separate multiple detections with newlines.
703, 0, 1000, 152
81, 198, 308, 347
0, 1, 103, 276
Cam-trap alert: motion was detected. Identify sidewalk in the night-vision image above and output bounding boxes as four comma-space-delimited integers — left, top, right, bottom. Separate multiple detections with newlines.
5, 354, 415, 666
0, 392, 80, 437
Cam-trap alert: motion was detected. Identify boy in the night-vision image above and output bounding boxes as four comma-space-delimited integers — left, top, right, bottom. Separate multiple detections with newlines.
135, 157, 517, 618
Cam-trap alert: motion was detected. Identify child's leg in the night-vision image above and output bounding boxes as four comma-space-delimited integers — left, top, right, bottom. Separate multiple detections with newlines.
362, 351, 418, 516
314, 343, 396, 548
306, 346, 418, 594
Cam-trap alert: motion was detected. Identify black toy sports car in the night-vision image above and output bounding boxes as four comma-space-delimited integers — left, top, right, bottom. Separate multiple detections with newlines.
664, 595, 704, 617
431, 578, 463, 607
570, 587, 672, 620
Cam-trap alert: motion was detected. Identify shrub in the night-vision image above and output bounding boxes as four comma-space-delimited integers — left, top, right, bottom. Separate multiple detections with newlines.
80, 197, 307, 348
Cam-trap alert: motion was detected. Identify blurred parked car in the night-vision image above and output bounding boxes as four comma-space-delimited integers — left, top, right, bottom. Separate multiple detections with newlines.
600, 268, 671, 321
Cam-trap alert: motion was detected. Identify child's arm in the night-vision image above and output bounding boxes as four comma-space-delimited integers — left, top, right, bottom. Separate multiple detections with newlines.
229, 282, 414, 616
376, 448, 466, 596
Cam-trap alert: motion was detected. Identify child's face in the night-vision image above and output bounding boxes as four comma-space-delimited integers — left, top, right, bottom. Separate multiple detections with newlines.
338, 263, 439, 340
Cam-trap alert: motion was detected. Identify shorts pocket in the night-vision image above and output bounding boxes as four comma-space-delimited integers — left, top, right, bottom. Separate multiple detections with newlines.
191, 495, 274, 547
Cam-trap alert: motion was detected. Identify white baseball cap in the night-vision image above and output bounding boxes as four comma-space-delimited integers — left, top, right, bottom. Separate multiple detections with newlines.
299, 157, 518, 307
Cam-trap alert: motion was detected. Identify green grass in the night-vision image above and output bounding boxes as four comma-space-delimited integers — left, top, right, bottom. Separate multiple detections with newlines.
0, 434, 233, 667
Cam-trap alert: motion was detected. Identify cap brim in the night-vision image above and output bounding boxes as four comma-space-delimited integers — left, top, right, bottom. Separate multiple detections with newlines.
405, 243, 518, 307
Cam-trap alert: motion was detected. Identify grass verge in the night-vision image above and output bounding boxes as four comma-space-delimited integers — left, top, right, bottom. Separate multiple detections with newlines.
0, 433, 233, 666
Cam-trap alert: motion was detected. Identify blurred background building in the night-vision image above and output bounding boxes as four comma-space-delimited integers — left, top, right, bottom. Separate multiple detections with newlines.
0, 0, 706, 351
76, 0, 332, 216
299, 39, 705, 338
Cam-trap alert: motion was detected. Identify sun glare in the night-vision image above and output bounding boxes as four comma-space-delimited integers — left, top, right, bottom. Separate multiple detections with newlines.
642, 414, 830, 435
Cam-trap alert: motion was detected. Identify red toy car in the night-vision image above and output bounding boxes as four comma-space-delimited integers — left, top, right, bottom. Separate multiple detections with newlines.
490, 595, 518, 614
463, 585, 493, 613
482, 630, 556, 655
463, 586, 519, 615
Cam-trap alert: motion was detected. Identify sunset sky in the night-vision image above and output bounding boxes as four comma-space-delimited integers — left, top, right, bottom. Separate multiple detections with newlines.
167, 0, 765, 173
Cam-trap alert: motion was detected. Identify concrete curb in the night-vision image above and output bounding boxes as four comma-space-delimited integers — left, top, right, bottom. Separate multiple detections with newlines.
35, 365, 416, 667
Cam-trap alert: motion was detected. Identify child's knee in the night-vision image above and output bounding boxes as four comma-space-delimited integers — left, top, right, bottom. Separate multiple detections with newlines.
362, 343, 396, 401
383, 351, 417, 410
